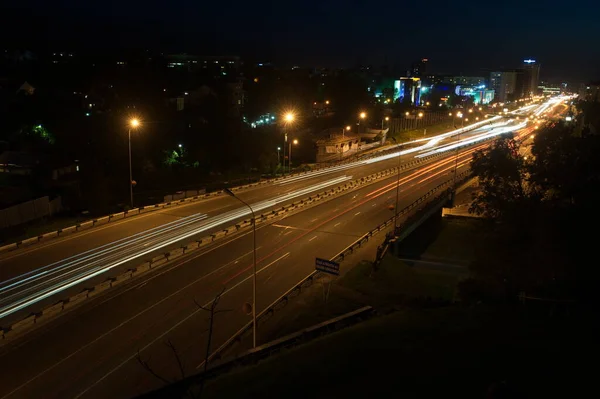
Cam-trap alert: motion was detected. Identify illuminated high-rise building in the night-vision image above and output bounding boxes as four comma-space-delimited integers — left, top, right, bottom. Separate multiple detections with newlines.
522, 59, 541, 98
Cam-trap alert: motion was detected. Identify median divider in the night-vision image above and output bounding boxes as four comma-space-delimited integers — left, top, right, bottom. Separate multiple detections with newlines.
112, 271, 132, 287
39, 302, 64, 320
89, 280, 112, 297
64, 290, 89, 309
0, 156, 464, 341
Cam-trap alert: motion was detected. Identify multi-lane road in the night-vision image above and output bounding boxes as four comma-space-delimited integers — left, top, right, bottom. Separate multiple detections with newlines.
0, 99, 565, 398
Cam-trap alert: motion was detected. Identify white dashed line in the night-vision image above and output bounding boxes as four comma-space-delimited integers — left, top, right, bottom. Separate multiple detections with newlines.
354, 212, 361, 216
309, 236, 318, 242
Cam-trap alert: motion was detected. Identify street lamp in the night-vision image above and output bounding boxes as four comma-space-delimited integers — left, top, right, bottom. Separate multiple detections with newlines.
282, 112, 295, 174
277, 147, 281, 165
382, 116, 390, 130
128, 118, 140, 208
223, 188, 257, 349
358, 112, 367, 134
343, 125, 351, 138
289, 139, 299, 171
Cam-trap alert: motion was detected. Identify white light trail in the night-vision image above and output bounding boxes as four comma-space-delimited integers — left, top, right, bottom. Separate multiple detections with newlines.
0, 175, 353, 319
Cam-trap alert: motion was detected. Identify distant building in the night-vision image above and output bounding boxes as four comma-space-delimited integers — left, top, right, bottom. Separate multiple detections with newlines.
394, 77, 421, 105
446, 76, 487, 86
490, 70, 518, 102
522, 59, 541, 98
538, 82, 561, 96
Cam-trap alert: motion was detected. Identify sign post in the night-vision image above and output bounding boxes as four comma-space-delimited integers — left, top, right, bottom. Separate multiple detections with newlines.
316, 258, 340, 305
315, 257, 340, 276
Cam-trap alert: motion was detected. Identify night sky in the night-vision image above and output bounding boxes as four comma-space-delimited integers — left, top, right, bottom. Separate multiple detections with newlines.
3, 0, 600, 82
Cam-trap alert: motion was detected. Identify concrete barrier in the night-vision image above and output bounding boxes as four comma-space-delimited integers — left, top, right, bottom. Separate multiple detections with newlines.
0, 243, 18, 253
183, 242, 199, 252
78, 220, 94, 230
94, 216, 110, 226
8, 315, 36, 334
168, 247, 184, 260
112, 271, 132, 286
198, 237, 212, 247
150, 254, 168, 268
20, 236, 39, 246
40, 231, 58, 240
64, 290, 89, 309
39, 301, 64, 319
125, 208, 139, 217
59, 225, 77, 235
139, 206, 154, 214
211, 231, 226, 240
110, 212, 125, 221
89, 280, 112, 297
132, 262, 150, 277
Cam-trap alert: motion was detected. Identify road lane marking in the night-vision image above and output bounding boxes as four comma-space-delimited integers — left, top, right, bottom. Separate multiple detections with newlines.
74, 250, 290, 398
284, 230, 293, 236
354, 212, 361, 216
310, 218, 318, 223
334, 222, 341, 227
309, 236, 318, 242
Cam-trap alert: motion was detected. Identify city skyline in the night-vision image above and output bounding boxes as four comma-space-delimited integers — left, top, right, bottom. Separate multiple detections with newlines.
2, 0, 599, 82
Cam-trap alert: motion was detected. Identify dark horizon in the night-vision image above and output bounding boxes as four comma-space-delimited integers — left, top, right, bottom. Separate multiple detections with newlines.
2, 0, 600, 83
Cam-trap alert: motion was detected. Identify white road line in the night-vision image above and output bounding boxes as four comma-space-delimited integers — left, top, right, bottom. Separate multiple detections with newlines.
309, 236, 318, 242
75, 252, 291, 398
284, 230, 293, 236
354, 212, 361, 216
334, 222, 341, 227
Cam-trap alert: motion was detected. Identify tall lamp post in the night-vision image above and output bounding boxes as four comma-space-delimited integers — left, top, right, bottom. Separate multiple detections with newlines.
358, 112, 367, 134
277, 147, 281, 166
283, 112, 295, 174
223, 188, 258, 348
288, 139, 298, 171
128, 118, 140, 208
381, 116, 390, 131
390, 137, 402, 232
453, 112, 464, 187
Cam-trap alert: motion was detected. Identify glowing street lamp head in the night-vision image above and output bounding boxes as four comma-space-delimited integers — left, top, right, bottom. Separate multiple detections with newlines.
130, 118, 140, 128
284, 112, 295, 123
345, 125, 351, 131
418, 112, 423, 118
405, 112, 410, 116
359, 112, 367, 119
457, 112, 463, 118
293, 139, 299, 145
448, 112, 452, 116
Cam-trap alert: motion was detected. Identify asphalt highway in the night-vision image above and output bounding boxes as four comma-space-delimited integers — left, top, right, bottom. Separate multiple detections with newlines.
0, 146, 477, 398
0, 116, 513, 324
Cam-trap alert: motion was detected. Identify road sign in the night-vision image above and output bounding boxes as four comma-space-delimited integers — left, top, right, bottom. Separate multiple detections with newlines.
315, 257, 340, 276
